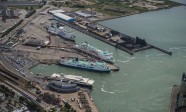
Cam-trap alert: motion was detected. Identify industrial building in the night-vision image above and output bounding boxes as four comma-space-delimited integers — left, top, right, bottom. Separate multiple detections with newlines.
75, 11, 97, 18
53, 13, 76, 22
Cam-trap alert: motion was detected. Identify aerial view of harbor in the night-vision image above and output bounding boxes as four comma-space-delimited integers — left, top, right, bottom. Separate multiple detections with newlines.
0, 0, 186, 112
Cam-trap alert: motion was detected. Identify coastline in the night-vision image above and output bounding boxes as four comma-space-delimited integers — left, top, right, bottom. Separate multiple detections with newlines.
95, 4, 184, 22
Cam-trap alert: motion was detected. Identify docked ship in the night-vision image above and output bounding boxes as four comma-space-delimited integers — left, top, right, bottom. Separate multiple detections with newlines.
58, 30, 75, 41
60, 58, 111, 72
48, 81, 80, 93
75, 42, 115, 63
51, 73, 94, 89
47, 26, 75, 41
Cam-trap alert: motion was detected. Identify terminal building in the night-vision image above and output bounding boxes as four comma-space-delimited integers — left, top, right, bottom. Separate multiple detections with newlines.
47, 81, 80, 93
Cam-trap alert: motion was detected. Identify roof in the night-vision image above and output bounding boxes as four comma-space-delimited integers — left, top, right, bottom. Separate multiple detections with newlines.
49, 9, 65, 14
53, 13, 75, 21
75, 11, 96, 18
1, 9, 19, 17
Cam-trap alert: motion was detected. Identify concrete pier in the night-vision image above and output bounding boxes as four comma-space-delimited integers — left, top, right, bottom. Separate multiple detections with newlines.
150, 45, 172, 55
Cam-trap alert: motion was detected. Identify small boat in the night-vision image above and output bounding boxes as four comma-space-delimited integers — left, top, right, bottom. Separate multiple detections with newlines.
60, 58, 111, 72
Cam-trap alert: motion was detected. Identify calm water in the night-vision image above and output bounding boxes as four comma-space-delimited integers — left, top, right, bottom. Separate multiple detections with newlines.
171, 0, 186, 4
31, 6, 186, 112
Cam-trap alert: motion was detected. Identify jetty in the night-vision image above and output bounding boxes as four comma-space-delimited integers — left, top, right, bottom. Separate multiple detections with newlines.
150, 45, 172, 55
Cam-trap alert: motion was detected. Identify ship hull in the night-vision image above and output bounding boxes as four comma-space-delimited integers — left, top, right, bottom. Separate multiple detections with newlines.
59, 63, 111, 73
58, 34, 75, 41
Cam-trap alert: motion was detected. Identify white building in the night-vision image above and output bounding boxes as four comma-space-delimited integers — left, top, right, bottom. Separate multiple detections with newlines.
53, 13, 76, 22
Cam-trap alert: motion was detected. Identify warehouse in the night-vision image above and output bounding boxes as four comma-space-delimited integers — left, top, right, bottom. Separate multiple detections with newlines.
53, 13, 76, 22
75, 11, 97, 18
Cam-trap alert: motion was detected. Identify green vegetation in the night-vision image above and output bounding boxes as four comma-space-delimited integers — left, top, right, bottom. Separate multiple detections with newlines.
84, 0, 182, 16
0, 85, 15, 98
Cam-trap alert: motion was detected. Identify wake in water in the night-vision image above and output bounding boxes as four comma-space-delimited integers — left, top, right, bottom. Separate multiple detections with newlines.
117, 57, 136, 63
101, 81, 129, 94
169, 47, 186, 51
151, 60, 162, 63
101, 88, 114, 94
101, 81, 114, 94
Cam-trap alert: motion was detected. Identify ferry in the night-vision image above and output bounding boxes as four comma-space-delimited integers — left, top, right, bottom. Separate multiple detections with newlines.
60, 58, 111, 72
75, 42, 115, 63
51, 73, 94, 89
47, 26, 76, 41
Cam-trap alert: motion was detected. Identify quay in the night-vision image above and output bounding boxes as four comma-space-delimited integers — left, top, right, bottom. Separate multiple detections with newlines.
53, 18, 172, 56
53, 18, 135, 55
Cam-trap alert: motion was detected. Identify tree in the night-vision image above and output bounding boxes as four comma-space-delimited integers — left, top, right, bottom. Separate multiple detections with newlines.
50, 107, 56, 112
65, 103, 72, 109
19, 96, 25, 102
25, 7, 28, 10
